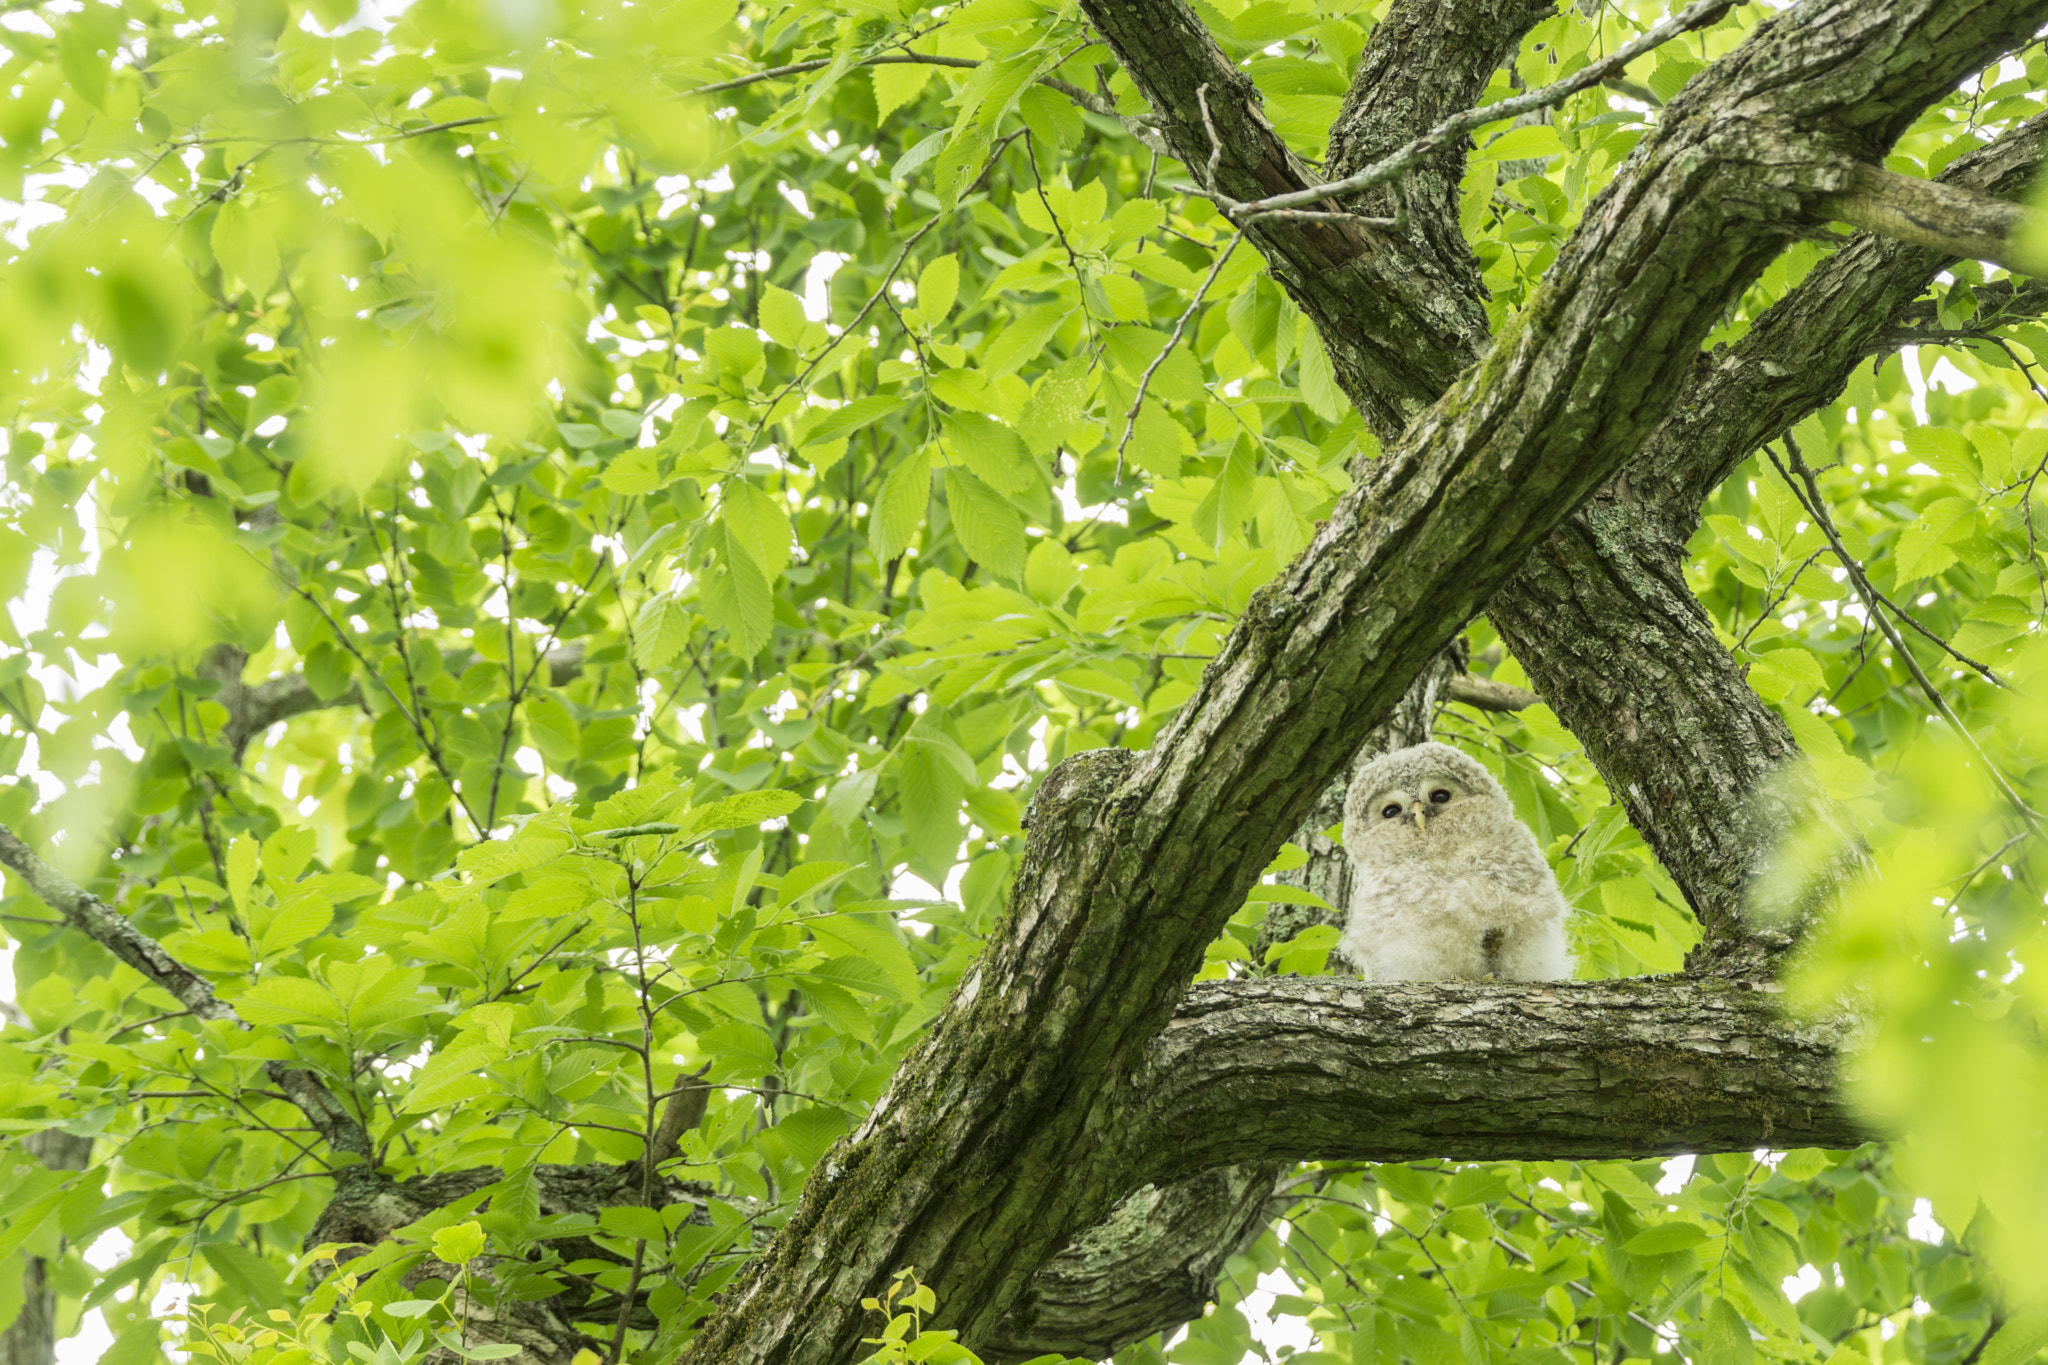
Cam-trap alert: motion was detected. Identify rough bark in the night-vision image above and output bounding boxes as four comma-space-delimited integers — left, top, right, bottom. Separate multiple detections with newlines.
1818, 160, 2048, 278
1035, 103, 2048, 1350
978, 1162, 1282, 1360
1126, 976, 1861, 1174
677, 6, 2048, 1362
0, 1128, 91, 1365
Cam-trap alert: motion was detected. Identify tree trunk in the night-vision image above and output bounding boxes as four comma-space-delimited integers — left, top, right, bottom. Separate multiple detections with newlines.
0, 1131, 92, 1365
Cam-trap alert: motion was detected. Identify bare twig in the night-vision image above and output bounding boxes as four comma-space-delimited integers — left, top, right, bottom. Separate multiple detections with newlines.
738, 129, 1027, 461
1113, 232, 1242, 483
687, 47, 1120, 120
1768, 439, 2039, 828
1172, 0, 1732, 222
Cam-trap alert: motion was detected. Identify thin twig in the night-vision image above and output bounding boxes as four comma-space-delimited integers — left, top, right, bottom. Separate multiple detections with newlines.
737, 129, 1026, 461
1769, 439, 2039, 828
1113, 232, 1242, 483
1176, 0, 1731, 223
687, 47, 1118, 118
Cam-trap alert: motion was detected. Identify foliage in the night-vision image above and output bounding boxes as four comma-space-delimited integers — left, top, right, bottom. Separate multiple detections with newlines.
0, 0, 2044, 1360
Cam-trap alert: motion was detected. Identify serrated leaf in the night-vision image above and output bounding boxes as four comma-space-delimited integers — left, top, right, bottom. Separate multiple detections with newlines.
895, 732, 970, 874
602, 446, 666, 495
256, 893, 334, 958
1473, 122, 1565, 163
940, 412, 1032, 494
823, 769, 879, 828
202, 1241, 287, 1309
808, 912, 919, 1000
1018, 355, 1089, 457
722, 479, 793, 580
943, 468, 1026, 581
983, 305, 1071, 377
758, 284, 806, 349
1696, 1297, 1754, 1365
870, 445, 934, 563
1625, 1222, 1709, 1255
634, 591, 691, 670
872, 60, 934, 123
1297, 324, 1346, 422
918, 254, 960, 322
701, 524, 775, 659
234, 976, 346, 1028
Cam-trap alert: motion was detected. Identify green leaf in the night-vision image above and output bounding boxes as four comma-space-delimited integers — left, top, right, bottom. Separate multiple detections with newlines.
758, 285, 807, 349
1624, 1222, 1709, 1255
940, 412, 1033, 495
895, 733, 969, 875
634, 591, 693, 670
870, 445, 934, 564
702, 523, 775, 658
431, 1221, 488, 1265
943, 469, 1026, 582
723, 479, 794, 581
233, 976, 347, 1028
1472, 123, 1565, 163
1696, 1298, 1754, 1365
202, 1241, 288, 1308
1296, 324, 1347, 423
918, 255, 960, 322
808, 912, 920, 1000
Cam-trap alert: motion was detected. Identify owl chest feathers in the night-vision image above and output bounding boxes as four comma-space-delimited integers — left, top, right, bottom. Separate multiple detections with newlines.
1342, 864, 1562, 981
1336, 742, 1577, 983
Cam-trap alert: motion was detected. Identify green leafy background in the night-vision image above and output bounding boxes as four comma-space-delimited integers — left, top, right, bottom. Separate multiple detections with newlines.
0, 0, 2046, 1361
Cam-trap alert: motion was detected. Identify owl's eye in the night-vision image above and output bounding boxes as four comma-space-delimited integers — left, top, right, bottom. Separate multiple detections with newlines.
1429, 788, 1452, 804
1380, 803, 1401, 819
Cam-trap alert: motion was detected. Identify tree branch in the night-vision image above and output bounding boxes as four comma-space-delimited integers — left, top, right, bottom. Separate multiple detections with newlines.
1180, 0, 1735, 223
1124, 976, 1869, 1177
1818, 161, 2048, 278
0, 821, 378, 1188
1446, 674, 1540, 713
200, 641, 587, 763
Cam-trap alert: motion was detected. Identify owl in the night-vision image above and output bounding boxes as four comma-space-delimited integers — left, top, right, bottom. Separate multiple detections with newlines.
1339, 742, 1575, 982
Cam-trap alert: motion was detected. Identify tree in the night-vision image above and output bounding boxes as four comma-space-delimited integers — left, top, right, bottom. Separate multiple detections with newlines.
2, 0, 2048, 1363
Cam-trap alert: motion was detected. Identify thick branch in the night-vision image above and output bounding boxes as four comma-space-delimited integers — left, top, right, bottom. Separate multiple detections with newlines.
1124, 977, 1868, 1175
1818, 161, 2048, 277
979, 1163, 1284, 1362
0, 821, 377, 1185
1082, 0, 1544, 432
1639, 111, 2048, 524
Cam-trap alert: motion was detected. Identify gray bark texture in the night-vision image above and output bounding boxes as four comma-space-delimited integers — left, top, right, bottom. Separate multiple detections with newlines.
673, 4, 2048, 1363
0, 1130, 92, 1365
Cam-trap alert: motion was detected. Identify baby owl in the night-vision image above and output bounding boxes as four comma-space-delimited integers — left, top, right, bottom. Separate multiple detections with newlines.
1340, 741, 1575, 981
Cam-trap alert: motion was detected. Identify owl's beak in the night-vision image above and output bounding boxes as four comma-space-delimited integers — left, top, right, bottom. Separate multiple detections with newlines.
1408, 799, 1428, 833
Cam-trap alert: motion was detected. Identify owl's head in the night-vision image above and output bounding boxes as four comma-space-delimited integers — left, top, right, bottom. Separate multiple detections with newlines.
1342, 741, 1506, 864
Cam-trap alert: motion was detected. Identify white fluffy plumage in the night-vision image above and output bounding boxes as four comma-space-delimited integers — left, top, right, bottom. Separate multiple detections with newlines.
1339, 741, 1575, 982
